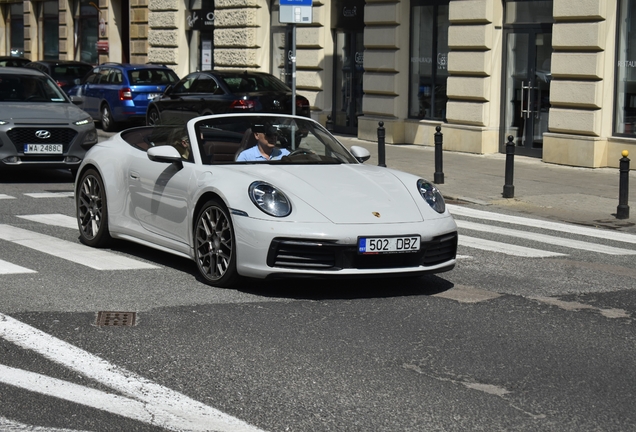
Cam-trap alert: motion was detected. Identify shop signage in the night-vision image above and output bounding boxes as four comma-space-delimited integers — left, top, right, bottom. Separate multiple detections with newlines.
332, 0, 365, 30
186, 9, 215, 31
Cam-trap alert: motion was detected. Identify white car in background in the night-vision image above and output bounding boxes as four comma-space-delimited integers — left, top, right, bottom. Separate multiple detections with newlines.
75, 113, 457, 288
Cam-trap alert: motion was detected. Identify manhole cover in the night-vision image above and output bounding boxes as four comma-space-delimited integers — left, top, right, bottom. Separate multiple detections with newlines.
96, 311, 136, 327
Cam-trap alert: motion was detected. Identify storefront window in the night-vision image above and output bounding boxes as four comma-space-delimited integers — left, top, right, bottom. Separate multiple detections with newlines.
187, 0, 214, 73
77, 0, 98, 64
43, 1, 59, 60
409, 1, 449, 120
9, 3, 24, 57
615, 0, 636, 135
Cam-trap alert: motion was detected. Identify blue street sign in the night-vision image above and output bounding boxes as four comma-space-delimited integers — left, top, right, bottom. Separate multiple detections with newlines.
280, 0, 312, 5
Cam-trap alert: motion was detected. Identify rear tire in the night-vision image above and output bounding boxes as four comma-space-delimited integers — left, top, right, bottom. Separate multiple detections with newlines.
77, 168, 111, 247
101, 104, 117, 132
194, 199, 239, 288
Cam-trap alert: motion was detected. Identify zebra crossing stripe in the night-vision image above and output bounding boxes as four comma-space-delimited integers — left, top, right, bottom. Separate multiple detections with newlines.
0, 258, 36, 275
18, 214, 77, 230
0, 194, 16, 200
448, 204, 636, 245
23, 192, 74, 199
459, 235, 567, 258
0, 225, 158, 271
457, 220, 636, 255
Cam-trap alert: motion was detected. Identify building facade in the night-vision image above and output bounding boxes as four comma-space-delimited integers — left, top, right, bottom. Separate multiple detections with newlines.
1, 0, 634, 168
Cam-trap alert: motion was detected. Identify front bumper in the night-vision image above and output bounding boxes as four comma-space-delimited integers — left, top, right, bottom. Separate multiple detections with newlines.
232, 214, 458, 279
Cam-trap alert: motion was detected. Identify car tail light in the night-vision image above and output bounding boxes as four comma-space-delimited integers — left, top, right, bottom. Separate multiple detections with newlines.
55, 80, 67, 88
296, 98, 309, 110
230, 99, 256, 111
119, 88, 133, 100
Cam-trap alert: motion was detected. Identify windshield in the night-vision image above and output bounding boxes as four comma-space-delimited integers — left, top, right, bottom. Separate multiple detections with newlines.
0, 74, 69, 103
194, 115, 358, 165
128, 69, 179, 85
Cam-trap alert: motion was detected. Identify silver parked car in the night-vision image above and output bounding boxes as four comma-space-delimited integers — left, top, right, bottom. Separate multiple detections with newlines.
0, 67, 97, 175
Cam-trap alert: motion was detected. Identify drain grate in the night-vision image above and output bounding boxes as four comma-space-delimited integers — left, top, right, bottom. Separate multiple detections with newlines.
96, 311, 137, 327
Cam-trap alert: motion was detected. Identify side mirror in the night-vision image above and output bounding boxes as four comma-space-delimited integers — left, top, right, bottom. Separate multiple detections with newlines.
147, 146, 183, 169
350, 146, 371, 163
70, 95, 83, 106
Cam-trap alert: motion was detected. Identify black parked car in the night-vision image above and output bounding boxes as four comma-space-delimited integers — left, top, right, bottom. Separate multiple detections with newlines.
146, 70, 310, 126
25, 60, 93, 94
0, 56, 30, 67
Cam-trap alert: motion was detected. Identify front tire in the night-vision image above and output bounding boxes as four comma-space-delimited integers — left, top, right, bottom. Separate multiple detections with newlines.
101, 104, 117, 132
77, 168, 111, 247
147, 107, 160, 126
194, 199, 239, 288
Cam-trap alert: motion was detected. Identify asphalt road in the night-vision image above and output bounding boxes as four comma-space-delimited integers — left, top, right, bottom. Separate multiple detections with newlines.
1, 157, 635, 430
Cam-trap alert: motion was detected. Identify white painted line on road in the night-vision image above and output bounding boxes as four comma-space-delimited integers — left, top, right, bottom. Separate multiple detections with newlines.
0, 416, 91, 431
459, 235, 567, 258
457, 220, 636, 255
23, 192, 74, 199
0, 313, 266, 432
0, 194, 16, 200
448, 204, 636, 245
18, 214, 77, 230
0, 258, 36, 275
0, 225, 158, 270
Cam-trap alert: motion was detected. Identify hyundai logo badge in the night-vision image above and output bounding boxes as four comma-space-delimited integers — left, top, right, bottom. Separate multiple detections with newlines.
35, 130, 51, 139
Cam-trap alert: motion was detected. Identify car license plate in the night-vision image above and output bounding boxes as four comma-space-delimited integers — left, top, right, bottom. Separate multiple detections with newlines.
24, 144, 63, 154
358, 236, 420, 254
147, 93, 161, 100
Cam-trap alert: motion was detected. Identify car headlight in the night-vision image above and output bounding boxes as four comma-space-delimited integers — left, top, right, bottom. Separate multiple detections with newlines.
0, 120, 7, 125
417, 179, 445, 213
249, 181, 292, 217
74, 117, 92, 126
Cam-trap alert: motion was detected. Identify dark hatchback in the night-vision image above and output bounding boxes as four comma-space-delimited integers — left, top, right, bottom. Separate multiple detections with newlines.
146, 70, 310, 126
25, 60, 93, 94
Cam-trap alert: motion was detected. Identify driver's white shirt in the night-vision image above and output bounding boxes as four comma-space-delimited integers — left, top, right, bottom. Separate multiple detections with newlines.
236, 146, 290, 161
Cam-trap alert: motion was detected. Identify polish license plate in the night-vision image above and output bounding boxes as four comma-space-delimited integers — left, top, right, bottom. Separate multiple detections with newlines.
147, 93, 161, 100
24, 144, 63, 154
358, 236, 420, 254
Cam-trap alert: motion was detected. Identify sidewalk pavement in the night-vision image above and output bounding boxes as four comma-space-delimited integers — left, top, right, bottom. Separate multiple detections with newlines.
333, 134, 636, 234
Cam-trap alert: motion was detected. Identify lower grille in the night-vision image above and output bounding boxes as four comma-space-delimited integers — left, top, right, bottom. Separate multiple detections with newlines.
267, 232, 458, 271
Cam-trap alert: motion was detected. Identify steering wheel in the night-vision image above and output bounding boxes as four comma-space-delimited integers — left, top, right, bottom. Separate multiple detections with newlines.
288, 148, 315, 156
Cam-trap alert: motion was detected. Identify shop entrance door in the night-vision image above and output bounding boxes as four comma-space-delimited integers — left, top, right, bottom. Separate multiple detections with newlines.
332, 30, 364, 135
502, 29, 552, 157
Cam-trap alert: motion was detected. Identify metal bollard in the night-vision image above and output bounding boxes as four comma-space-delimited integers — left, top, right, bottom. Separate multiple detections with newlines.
434, 125, 444, 184
326, 115, 334, 132
617, 150, 630, 220
503, 135, 515, 198
377, 121, 386, 167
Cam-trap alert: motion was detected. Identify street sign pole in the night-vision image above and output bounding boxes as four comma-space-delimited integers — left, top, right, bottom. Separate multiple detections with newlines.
279, 0, 312, 119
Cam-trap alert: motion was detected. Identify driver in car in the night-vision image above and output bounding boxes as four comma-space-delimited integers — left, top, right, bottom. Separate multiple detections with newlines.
236, 123, 290, 161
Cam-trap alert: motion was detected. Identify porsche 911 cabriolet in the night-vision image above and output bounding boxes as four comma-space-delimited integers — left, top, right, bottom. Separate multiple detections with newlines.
75, 113, 457, 288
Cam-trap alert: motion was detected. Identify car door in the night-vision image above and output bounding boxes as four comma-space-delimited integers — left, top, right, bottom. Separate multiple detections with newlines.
127, 126, 194, 245
154, 74, 198, 124
82, 67, 110, 117
186, 73, 228, 120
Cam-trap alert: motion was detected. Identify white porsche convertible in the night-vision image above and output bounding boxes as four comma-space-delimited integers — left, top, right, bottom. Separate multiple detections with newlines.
75, 114, 457, 287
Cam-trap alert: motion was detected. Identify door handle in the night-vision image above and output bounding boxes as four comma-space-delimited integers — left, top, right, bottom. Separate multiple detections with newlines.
129, 171, 140, 180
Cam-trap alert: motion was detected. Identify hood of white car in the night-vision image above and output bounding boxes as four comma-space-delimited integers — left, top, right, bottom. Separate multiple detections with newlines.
233, 164, 425, 224
0, 103, 88, 123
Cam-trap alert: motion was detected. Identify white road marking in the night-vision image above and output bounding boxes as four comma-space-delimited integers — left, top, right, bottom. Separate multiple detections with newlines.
0, 258, 36, 275
448, 204, 636, 244
17, 214, 77, 230
0, 313, 266, 432
0, 416, 91, 431
457, 220, 636, 255
0, 194, 16, 200
0, 225, 158, 270
23, 192, 74, 199
459, 235, 566, 258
